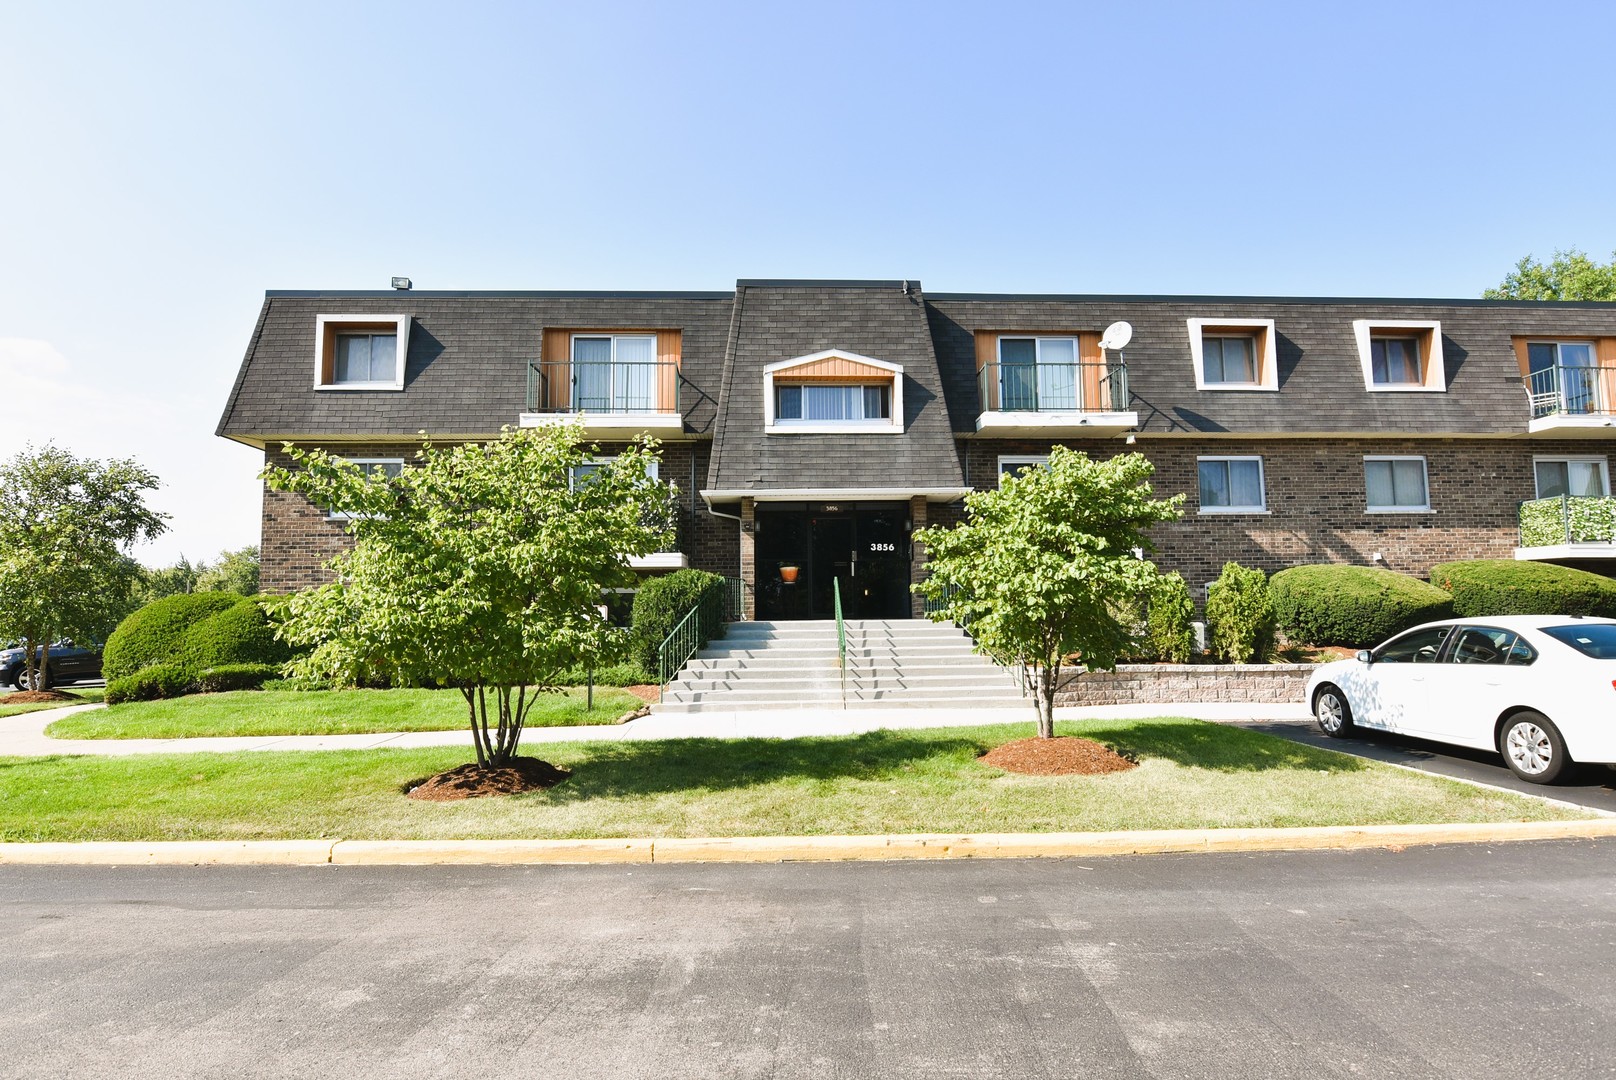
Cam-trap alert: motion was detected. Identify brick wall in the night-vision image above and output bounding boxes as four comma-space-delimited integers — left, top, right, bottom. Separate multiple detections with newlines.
958, 436, 1609, 592
1055, 664, 1318, 706
260, 439, 738, 594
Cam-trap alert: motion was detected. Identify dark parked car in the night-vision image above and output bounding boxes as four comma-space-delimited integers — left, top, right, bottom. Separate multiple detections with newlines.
0, 640, 103, 690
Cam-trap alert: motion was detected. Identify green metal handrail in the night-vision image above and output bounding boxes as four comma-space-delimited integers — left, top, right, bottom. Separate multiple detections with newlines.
656, 604, 705, 702
526, 359, 680, 414
833, 576, 847, 709
976, 359, 1129, 413
723, 575, 748, 621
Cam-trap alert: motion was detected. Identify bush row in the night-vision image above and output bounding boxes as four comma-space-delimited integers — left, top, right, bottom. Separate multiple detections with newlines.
102, 593, 292, 703
1128, 558, 1616, 663
105, 663, 282, 704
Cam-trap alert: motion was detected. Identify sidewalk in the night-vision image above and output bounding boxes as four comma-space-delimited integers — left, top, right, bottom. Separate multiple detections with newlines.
0, 700, 1311, 757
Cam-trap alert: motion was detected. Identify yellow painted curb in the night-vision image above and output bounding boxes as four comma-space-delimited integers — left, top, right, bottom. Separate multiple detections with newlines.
0, 840, 335, 866
2, 820, 1614, 867
331, 838, 653, 865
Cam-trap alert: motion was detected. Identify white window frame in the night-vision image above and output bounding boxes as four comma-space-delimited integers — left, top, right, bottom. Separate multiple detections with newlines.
1363, 455, 1432, 513
569, 456, 660, 489
763, 349, 904, 435
996, 454, 1049, 486
1187, 319, 1278, 391
1532, 455, 1610, 499
314, 314, 411, 391
326, 457, 405, 520
1352, 319, 1444, 393
569, 333, 661, 412
1196, 456, 1269, 514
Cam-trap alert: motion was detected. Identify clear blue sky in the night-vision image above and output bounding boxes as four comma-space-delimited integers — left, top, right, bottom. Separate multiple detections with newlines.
3, 0, 1614, 565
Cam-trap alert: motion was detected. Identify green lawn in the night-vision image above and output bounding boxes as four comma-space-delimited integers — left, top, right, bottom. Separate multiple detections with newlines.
0, 688, 104, 719
0, 718, 1584, 842
44, 687, 645, 740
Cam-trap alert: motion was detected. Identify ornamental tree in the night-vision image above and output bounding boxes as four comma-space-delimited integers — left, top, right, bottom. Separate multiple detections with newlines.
913, 448, 1182, 738
261, 425, 669, 769
1485, 249, 1616, 301
0, 445, 167, 690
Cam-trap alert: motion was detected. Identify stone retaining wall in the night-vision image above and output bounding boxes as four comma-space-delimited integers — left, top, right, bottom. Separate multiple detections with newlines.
1055, 664, 1319, 706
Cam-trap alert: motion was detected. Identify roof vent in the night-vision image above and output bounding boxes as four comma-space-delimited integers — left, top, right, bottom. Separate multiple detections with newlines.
390, 276, 412, 291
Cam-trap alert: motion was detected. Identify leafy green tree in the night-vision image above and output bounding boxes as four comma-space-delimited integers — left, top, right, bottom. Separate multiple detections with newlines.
0, 445, 167, 690
913, 448, 1183, 738
137, 554, 202, 605
195, 545, 260, 595
1485, 249, 1616, 301
261, 426, 669, 769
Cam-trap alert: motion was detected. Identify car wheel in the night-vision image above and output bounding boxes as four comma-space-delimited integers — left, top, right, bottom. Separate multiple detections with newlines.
2, 668, 20, 692
1314, 684, 1355, 738
1500, 711, 1569, 784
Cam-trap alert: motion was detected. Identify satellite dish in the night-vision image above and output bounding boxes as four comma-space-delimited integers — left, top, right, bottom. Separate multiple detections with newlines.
1099, 321, 1133, 351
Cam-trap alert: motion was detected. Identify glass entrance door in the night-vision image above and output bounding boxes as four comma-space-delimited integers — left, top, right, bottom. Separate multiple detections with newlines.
754, 503, 913, 620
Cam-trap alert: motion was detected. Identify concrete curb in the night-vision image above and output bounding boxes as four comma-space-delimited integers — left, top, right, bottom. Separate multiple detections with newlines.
3, 818, 1613, 866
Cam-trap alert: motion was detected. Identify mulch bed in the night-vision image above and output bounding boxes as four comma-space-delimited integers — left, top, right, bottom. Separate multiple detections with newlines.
2, 689, 78, 705
980, 737, 1136, 777
406, 758, 571, 801
622, 684, 660, 704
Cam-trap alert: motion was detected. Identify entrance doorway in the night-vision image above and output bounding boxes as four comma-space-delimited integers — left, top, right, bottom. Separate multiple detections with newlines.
755, 502, 911, 620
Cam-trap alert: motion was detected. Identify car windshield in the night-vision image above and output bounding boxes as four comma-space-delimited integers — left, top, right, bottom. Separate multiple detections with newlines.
1540, 623, 1616, 659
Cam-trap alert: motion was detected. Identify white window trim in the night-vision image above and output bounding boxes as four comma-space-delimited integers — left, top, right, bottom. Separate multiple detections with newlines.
763, 349, 904, 435
1363, 455, 1432, 513
569, 456, 660, 489
1187, 319, 1278, 391
314, 314, 411, 391
1532, 455, 1610, 499
1353, 319, 1444, 393
996, 454, 1049, 486
1196, 455, 1269, 514
326, 457, 405, 520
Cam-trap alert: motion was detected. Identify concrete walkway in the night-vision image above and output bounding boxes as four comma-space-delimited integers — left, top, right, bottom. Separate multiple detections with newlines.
0, 700, 1311, 757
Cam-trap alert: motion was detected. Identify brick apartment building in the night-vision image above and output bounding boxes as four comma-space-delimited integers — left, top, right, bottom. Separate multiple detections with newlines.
216, 280, 1616, 617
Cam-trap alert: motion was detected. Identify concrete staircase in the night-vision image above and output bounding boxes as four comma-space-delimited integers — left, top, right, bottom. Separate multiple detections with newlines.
653, 619, 1028, 713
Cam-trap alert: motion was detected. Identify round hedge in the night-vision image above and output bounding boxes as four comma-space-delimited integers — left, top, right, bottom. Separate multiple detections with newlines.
1270, 565, 1454, 647
179, 598, 290, 672
630, 569, 729, 676
102, 592, 241, 682
1429, 559, 1616, 618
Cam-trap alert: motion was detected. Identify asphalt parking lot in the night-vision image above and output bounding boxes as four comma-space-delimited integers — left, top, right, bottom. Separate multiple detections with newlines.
1240, 720, 1616, 813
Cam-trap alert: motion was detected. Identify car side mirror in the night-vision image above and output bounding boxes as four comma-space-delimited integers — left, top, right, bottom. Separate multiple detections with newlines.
1355, 650, 1373, 664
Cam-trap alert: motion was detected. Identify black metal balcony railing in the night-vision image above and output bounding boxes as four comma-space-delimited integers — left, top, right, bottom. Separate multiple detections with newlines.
526, 360, 680, 414
1523, 364, 1616, 419
976, 361, 1129, 413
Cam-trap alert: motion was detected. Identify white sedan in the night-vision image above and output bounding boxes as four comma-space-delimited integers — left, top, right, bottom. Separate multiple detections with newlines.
1305, 615, 1616, 784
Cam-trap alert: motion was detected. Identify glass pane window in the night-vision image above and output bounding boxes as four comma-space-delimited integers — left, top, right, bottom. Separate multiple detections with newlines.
1370, 337, 1422, 385
1534, 458, 1609, 498
572, 335, 657, 412
1365, 458, 1429, 510
998, 456, 1048, 485
999, 336, 1080, 410
1198, 458, 1265, 511
334, 334, 398, 383
1202, 336, 1257, 384
328, 459, 404, 519
775, 383, 890, 422
1374, 625, 1452, 664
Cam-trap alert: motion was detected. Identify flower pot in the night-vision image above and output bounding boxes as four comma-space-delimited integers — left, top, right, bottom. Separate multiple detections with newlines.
780, 566, 799, 583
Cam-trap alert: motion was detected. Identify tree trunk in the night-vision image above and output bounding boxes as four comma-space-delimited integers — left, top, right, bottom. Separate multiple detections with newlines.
1033, 664, 1056, 740
462, 684, 532, 769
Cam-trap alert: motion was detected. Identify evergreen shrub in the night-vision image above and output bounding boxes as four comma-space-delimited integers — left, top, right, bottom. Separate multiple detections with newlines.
1429, 559, 1616, 618
631, 569, 729, 675
102, 593, 240, 682
1270, 565, 1454, 646
1145, 572, 1196, 662
1205, 562, 1275, 663
104, 663, 194, 704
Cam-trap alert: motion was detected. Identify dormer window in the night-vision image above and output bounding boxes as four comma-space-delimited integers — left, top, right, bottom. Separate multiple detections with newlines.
314, 314, 411, 390
1353, 319, 1444, 392
763, 349, 904, 434
1187, 318, 1277, 390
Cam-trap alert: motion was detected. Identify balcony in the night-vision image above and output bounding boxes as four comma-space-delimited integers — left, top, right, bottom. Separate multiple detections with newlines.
519, 360, 684, 437
1523, 365, 1616, 437
975, 360, 1137, 437
1515, 495, 1616, 561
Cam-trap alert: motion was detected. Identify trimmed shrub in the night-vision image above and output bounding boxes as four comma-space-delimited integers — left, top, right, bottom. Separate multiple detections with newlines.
554, 661, 655, 687
179, 597, 290, 672
103, 592, 240, 683
105, 663, 194, 704
1271, 565, 1454, 646
1429, 559, 1616, 618
631, 569, 729, 675
1145, 572, 1196, 663
1205, 562, 1275, 663
192, 663, 281, 694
